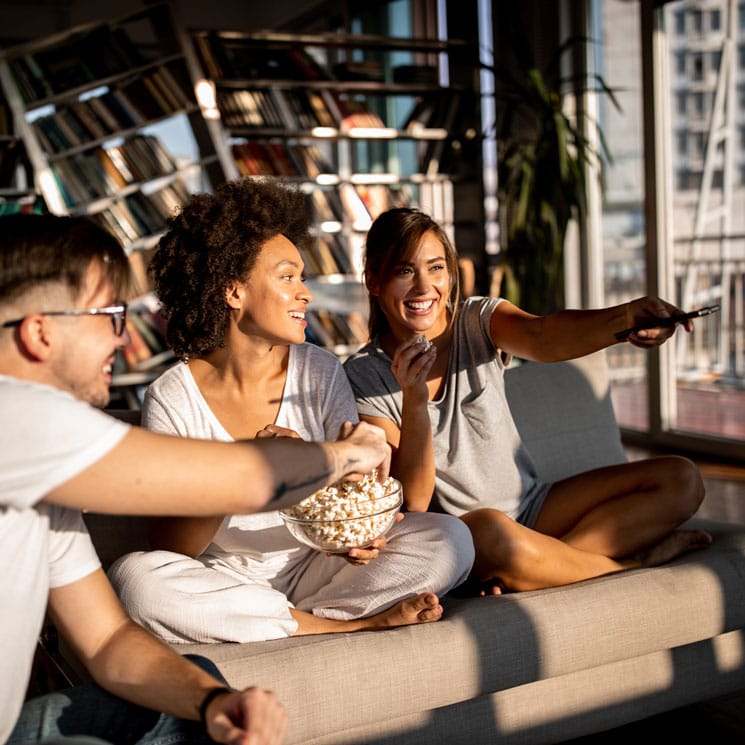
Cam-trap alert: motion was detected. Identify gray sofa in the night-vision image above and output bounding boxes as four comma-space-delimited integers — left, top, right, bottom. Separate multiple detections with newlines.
81, 351, 745, 744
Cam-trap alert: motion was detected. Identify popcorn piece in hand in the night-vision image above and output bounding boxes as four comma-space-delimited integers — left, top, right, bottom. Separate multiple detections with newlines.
415, 334, 432, 351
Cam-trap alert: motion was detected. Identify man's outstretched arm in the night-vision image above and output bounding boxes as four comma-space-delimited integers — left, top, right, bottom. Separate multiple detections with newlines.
46, 420, 390, 516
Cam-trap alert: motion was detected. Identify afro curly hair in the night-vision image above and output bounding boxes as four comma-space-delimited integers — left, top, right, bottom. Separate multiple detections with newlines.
149, 178, 312, 359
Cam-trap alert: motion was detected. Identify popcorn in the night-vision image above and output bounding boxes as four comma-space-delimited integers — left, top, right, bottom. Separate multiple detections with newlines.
281, 474, 402, 552
415, 334, 432, 351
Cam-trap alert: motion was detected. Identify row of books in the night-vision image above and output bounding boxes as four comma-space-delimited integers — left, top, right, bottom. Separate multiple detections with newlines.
403, 91, 462, 176
334, 97, 388, 131
0, 195, 44, 216
311, 182, 409, 229
299, 234, 355, 277
194, 34, 327, 83
307, 185, 408, 272
231, 141, 418, 213
92, 178, 191, 260
9, 24, 150, 104
219, 87, 339, 131
121, 305, 174, 371
32, 63, 192, 155
51, 134, 177, 207
218, 86, 395, 134
231, 141, 333, 179
7, 3, 183, 107
401, 92, 461, 136
304, 308, 369, 351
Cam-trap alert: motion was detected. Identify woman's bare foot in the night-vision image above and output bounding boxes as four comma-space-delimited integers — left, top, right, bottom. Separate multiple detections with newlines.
368, 592, 443, 628
292, 592, 443, 636
480, 582, 504, 597
636, 529, 713, 568
290, 592, 442, 636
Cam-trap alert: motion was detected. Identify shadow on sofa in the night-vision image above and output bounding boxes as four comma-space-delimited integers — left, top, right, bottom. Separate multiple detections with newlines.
346, 514, 745, 745
77, 351, 745, 745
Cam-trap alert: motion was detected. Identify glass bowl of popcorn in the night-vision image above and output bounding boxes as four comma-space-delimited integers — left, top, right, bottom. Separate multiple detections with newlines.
279, 474, 403, 553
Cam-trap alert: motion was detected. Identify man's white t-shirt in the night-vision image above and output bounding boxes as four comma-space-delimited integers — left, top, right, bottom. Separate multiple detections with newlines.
0, 375, 129, 741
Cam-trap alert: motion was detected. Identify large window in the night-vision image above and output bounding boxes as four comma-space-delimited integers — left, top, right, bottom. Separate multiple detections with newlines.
596, 0, 744, 459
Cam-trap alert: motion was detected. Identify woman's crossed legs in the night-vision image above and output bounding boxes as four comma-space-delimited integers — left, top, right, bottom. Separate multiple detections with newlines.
462, 455, 711, 593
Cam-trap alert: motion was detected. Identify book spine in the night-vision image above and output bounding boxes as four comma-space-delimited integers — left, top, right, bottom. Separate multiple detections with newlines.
87, 95, 123, 133
70, 100, 107, 140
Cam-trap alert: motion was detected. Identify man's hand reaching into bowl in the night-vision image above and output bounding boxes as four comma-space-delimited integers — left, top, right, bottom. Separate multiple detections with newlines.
332, 420, 391, 482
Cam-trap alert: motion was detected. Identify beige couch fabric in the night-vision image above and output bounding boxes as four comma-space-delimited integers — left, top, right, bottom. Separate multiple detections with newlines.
81, 352, 745, 744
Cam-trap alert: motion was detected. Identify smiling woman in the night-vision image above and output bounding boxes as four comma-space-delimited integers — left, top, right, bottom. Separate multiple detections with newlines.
345, 206, 710, 596
106, 178, 475, 645
149, 179, 313, 361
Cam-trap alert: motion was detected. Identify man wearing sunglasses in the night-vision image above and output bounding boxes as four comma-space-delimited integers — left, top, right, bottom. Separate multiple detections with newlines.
0, 213, 391, 745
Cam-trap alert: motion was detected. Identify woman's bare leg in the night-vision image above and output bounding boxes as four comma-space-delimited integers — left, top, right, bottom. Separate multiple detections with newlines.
463, 509, 711, 592
463, 509, 624, 591
290, 592, 442, 635
462, 456, 711, 592
534, 456, 706, 556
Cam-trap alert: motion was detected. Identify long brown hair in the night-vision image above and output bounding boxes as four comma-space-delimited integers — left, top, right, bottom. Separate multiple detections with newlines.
364, 207, 460, 339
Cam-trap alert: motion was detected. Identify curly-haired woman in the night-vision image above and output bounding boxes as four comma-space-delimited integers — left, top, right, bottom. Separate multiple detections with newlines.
108, 180, 474, 643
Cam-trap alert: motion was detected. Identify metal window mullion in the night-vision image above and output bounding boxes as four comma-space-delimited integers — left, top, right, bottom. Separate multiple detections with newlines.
641, 0, 676, 437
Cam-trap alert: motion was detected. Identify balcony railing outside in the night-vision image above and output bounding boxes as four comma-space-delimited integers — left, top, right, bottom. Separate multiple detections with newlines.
604, 232, 745, 441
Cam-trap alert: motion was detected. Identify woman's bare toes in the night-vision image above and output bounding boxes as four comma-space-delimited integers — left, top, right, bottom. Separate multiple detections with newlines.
371, 592, 443, 629
638, 529, 713, 568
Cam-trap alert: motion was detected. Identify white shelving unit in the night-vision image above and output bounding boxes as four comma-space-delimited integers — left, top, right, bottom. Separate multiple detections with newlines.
0, 2, 224, 261
189, 28, 477, 354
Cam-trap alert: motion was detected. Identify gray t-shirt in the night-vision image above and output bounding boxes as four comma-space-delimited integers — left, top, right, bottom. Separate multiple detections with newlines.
344, 296, 549, 524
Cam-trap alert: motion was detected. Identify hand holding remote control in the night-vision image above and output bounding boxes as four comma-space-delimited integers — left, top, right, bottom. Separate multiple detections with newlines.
614, 304, 720, 342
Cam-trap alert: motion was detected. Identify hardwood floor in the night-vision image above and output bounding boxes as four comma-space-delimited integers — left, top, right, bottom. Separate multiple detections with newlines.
560, 447, 745, 744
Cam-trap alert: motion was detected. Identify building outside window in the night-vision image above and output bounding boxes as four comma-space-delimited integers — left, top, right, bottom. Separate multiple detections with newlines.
596, 0, 744, 458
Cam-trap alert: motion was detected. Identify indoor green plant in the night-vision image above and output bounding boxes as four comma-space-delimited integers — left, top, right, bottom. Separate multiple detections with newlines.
489, 7, 618, 315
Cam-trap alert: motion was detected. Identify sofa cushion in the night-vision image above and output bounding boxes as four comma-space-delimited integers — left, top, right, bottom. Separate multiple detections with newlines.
177, 518, 745, 744
504, 352, 627, 482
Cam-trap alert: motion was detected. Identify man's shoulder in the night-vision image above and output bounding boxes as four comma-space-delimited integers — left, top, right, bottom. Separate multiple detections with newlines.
0, 376, 128, 511
0, 374, 81, 409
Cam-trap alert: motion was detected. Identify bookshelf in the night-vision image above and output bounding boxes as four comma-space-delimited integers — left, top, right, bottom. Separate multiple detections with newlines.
0, 2, 226, 278
0, 87, 40, 215
0, 2, 230, 397
189, 28, 480, 356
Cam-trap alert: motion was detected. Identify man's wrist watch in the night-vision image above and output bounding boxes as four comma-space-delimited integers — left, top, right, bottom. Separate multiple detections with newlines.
198, 685, 236, 725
